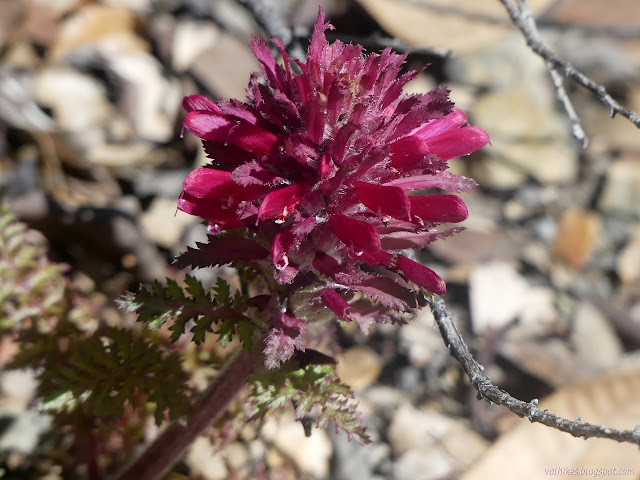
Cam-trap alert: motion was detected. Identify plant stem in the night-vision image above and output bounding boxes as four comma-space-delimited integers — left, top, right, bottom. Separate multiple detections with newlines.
114, 347, 258, 480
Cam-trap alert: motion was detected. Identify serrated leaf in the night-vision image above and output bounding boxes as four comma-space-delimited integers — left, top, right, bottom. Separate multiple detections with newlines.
40, 390, 76, 412
349, 276, 417, 311
174, 233, 268, 270
214, 278, 231, 303
263, 314, 307, 370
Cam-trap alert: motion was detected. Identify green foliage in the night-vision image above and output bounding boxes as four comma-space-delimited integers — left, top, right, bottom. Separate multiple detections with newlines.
118, 276, 257, 349
11, 327, 191, 425
247, 364, 371, 444
0, 205, 67, 331
1, 203, 192, 426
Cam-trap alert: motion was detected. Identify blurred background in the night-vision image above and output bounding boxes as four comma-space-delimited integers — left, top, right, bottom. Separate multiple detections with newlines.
1, 0, 640, 479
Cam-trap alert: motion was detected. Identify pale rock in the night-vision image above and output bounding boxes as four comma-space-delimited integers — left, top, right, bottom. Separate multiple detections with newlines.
4, 41, 40, 69
191, 31, 259, 100
469, 262, 528, 334
362, 385, 409, 411
0, 406, 51, 454
617, 226, 640, 284
265, 447, 285, 469
32, 0, 79, 17
399, 308, 444, 367
547, 0, 640, 30
394, 445, 457, 480
522, 241, 552, 272
51, 4, 149, 59
447, 35, 547, 88
471, 83, 577, 189
464, 48, 577, 188
571, 302, 623, 369
599, 154, 640, 216
503, 199, 527, 221
272, 412, 332, 478
172, 20, 220, 72
429, 229, 522, 265
446, 82, 477, 112
102, 0, 151, 13
140, 197, 195, 248
357, 0, 555, 54
0, 1, 25, 51
490, 140, 577, 185
86, 142, 156, 166
220, 442, 250, 475
551, 207, 600, 269
388, 404, 456, 455
498, 339, 587, 387
462, 62, 556, 138
0, 369, 38, 407
336, 345, 383, 391
517, 287, 557, 336
210, 0, 257, 39
0, 67, 56, 131
107, 52, 182, 143
186, 437, 229, 480
584, 87, 640, 152
469, 156, 526, 190
403, 74, 436, 96
439, 421, 489, 469
34, 67, 112, 132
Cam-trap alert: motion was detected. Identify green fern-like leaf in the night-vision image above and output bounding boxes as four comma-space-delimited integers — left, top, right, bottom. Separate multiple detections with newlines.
12, 327, 192, 425
0, 205, 68, 332
117, 275, 255, 348
247, 364, 371, 444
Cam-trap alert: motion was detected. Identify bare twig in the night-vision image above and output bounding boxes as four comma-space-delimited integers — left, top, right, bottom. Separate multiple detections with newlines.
499, 0, 640, 141
509, 0, 587, 147
429, 295, 640, 445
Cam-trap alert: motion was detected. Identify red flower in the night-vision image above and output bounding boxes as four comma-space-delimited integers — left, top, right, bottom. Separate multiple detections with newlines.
179, 9, 488, 335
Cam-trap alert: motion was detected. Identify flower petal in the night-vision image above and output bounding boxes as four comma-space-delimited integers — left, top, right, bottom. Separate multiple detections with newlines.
426, 126, 489, 160
182, 168, 235, 199
183, 110, 233, 141
183, 94, 221, 113
384, 172, 477, 192
228, 123, 279, 155
321, 289, 351, 321
354, 250, 393, 268
412, 107, 467, 140
177, 192, 244, 230
183, 168, 268, 201
389, 135, 430, 169
397, 255, 446, 295
409, 195, 468, 224
329, 213, 381, 252
258, 183, 307, 221
354, 181, 410, 220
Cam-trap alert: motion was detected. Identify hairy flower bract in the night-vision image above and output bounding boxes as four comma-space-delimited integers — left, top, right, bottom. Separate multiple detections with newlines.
178, 10, 489, 344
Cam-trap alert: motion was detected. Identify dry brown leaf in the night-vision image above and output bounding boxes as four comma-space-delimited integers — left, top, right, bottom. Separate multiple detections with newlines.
463, 363, 640, 480
547, 0, 640, 28
356, 0, 555, 53
552, 207, 600, 269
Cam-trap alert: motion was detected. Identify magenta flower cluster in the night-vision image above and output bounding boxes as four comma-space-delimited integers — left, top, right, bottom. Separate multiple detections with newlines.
178, 10, 488, 348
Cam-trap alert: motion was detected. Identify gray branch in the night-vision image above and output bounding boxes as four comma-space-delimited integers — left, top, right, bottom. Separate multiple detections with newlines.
499, 0, 640, 142
429, 295, 640, 445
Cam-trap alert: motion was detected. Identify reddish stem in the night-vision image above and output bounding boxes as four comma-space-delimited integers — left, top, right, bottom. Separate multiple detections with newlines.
114, 347, 258, 480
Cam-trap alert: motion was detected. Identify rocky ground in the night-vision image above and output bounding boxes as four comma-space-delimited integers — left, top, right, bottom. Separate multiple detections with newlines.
1, 0, 640, 479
